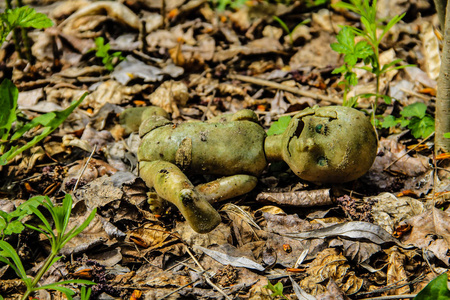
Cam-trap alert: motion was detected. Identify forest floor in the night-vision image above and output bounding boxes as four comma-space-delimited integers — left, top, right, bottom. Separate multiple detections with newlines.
1, 0, 450, 299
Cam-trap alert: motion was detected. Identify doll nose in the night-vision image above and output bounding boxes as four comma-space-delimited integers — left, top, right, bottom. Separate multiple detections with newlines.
299, 138, 316, 152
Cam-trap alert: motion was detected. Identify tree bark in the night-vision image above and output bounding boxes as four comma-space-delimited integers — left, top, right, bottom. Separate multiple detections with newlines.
436, 0, 450, 153
434, 0, 446, 31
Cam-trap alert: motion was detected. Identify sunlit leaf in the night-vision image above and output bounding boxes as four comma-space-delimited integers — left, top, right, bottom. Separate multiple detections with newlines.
401, 102, 427, 119
267, 116, 291, 136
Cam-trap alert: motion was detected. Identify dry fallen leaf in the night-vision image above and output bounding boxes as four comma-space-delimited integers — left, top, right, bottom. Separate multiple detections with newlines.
399, 207, 450, 265
194, 245, 265, 271
256, 189, 332, 207
284, 221, 404, 246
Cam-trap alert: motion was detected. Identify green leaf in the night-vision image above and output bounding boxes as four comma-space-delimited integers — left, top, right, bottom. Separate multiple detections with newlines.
444, 132, 450, 139
332, 27, 355, 55
4, 220, 25, 235
5, 6, 53, 29
273, 16, 290, 35
408, 115, 435, 139
414, 273, 450, 300
381, 115, 400, 128
14, 196, 46, 219
354, 40, 374, 59
267, 116, 291, 136
0, 240, 30, 284
380, 13, 405, 42
61, 208, 97, 249
401, 102, 427, 119
0, 79, 18, 134
4, 93, 86, 162
331, 65, 348, 75
344, 71, 357, 86
381, 95, 392, 104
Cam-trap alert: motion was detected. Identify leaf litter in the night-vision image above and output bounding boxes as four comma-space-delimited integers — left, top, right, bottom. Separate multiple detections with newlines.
0, 0, 450, 299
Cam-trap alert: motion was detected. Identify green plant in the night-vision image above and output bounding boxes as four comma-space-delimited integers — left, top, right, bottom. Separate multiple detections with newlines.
1, 5, 53, 62
0, 194, 96, 300
264, 281, 289, 300
444, 132, 450, 139
381, 102, 435, 139
267, 115, 291, 135
0, 196, 45, 239
331, 0, 412, 116
272, 16, 310, 45
211, 0, 247, 11
93, 37, 125, 71
0, 7, 83, 166
0, 79, 87, 165
414, 273, 450, 300
80, 285, 92, 300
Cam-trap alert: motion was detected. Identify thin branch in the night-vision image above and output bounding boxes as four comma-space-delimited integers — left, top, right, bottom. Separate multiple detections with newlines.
228, 74, 342, 104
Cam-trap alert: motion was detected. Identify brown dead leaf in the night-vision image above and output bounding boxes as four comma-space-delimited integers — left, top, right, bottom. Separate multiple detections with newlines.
315, 278, 349, 300
83, 80, 149, 112
301, 248, 363, 295
256, 189, 332, 207
376, 137, 430, 176
290, 32, 340, 69
135, 264, 191, 288
129, 222, 174, 250
285, 221, 403, 246
420, 22, 441, 81
149, 81, 189, 117
221, 204, 261, 246
63, 158, 117, 191
59, 211, 110, 255
370, 193, 424, 234
399, 207, 450, 265
58, 1, 141, 38
340, 239, 381, 264
385, 247, 410, 295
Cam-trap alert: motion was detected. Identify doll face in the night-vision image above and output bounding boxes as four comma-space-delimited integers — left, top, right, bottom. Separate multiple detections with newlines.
282, 106, 377, 183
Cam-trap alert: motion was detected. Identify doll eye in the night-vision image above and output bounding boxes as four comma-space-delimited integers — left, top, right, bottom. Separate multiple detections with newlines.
317, 156, 328, 166
315, 124, 327, 135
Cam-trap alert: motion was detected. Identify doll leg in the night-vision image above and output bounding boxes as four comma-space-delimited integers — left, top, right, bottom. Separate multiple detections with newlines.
196, 175, 258, 204
139, 160, 221, 233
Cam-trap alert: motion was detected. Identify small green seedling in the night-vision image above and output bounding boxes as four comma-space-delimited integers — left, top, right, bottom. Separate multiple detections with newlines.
0, 196, 45, 239
264, 281, 289, 300
0, 5, 53, 62
0, 194, 96, 300
272, 16, 311, 45
80, 286, 92, 300
0, 5, 53, 47
381, 102, 435, 139
0, 79, 87, 165
331, 0, 413, 116
267, 116, 291, 135
414, 273, 450, 300
93, 37, 124, 71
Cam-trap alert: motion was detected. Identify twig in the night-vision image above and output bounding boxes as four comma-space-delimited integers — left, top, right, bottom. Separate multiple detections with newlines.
356, 275, 425, 298
184, 245, 233, 300
358, 295, 416, 300
73, 144, 96, 192
228, 74, 342, 104
157, 277, 202, 300
399, 88, 433, 101
383, 132, 434, 172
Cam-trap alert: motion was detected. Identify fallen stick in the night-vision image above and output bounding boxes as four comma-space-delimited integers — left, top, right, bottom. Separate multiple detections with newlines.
228, 74, 342, 105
